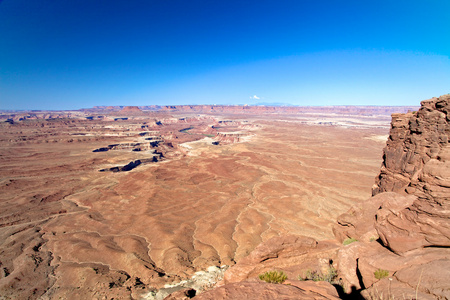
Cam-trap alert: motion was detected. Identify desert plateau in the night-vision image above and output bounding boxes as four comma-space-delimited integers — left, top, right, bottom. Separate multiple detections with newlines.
4, 98, 448, 300
2, 1, 449, 299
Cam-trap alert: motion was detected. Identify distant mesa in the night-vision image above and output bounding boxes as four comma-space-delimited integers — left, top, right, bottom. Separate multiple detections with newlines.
254, 102, 296, 106
159, 104, 419, 115
85, 105, 144, 115
91, 105, 122, 111
77, 104, 420, 116
121, 106, 142, 113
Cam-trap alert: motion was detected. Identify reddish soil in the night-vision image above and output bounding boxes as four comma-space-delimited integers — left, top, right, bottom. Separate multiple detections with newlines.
0, 108, 390, 299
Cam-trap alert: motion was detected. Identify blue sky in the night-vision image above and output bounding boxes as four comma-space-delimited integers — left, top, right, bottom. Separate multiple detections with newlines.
0, 0, 449, 110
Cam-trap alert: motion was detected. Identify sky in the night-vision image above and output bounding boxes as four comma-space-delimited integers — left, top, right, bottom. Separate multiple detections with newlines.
0, 0, 449, 110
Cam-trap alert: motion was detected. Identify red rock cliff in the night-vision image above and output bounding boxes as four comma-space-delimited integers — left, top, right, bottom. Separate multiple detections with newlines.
373, 94, 450, 198
371, 95, 450, 252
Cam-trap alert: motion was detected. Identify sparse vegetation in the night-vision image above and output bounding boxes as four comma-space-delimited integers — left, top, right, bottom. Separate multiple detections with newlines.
298, 266, 338, 284
367, 288, 395, 300
374, 269, 389, 280
343, 237, 358, 245
258, 270, 287, 284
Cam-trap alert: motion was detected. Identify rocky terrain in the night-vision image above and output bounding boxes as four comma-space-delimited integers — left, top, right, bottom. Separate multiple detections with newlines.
196, 95, 450, 299
0, 103, 431, 299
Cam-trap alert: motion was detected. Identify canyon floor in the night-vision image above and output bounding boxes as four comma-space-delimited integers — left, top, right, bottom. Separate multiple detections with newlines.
0, 107, 408, 299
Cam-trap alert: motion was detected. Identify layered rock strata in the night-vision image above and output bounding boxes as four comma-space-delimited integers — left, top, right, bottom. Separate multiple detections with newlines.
373, 94, 450, 253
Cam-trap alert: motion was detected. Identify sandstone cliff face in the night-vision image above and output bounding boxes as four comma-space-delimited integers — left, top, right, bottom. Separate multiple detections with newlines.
373, 94, 450, 197
204, 95, 450, 300
372, 94, 450, 253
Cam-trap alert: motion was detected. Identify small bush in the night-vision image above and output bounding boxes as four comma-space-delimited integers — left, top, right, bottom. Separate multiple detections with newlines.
299, 266, 338, 283
323, 266, 338, 283
343, 237, 358, 245
258, 270, 287, 284
374, 269, 389, 280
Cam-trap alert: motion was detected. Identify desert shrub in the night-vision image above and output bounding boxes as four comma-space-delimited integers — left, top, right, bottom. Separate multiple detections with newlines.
343, 237, 358, 245
322, 266, 338, 282
298, 266, 338, 283
374, 269, 389, 280
258, 270, 287, 284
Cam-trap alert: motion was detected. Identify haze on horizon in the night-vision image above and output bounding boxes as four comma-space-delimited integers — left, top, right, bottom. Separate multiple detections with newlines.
0, 0, 449, 110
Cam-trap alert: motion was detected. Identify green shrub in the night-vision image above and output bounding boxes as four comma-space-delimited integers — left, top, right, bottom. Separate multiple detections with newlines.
298, 266, 337, 283
343, 237, 358, 245
258, 270, 287, 284
374, 269, 389, 280
322, 266, 338, 283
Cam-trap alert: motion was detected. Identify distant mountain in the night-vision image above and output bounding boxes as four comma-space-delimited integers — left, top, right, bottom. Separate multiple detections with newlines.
253, 102, 296, 107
